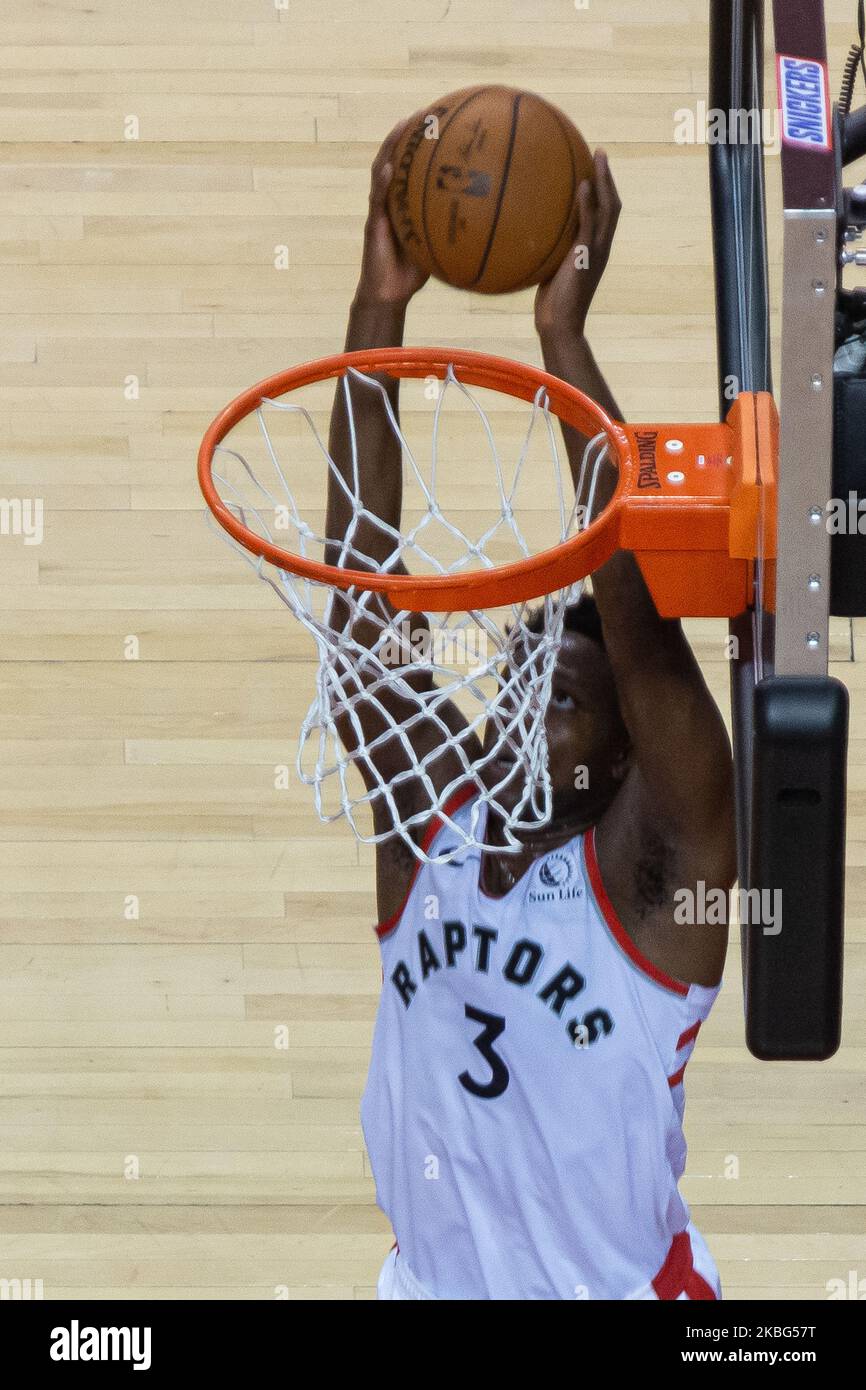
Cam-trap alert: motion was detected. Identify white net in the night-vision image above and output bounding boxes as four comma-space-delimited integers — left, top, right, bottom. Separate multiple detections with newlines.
206, 361, 613, 863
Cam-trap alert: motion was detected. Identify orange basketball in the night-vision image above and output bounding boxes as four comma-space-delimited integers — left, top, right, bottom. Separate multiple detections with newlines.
386, 85, 595, 295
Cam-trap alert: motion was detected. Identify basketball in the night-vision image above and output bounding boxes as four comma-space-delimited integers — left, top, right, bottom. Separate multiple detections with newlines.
386, 85, 595, 294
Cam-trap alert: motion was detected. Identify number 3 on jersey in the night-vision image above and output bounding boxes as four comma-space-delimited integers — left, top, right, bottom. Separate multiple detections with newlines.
458, 1003, 510, 1099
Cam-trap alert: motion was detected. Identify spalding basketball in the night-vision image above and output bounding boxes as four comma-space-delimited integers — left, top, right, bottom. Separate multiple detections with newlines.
387, 85, 594, 295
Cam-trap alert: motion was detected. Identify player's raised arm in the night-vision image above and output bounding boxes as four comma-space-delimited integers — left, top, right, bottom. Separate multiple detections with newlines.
534, 152, 736, 891
323, 124, 481, 908
324, 121, 428, 577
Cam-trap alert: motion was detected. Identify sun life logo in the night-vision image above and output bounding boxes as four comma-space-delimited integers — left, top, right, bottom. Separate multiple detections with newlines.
539, 854, 572, 889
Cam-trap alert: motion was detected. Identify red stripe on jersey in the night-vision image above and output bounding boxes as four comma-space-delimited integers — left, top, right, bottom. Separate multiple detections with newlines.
652, 1230, 717, 1300
676, 1020, 702, 1050
684, 1268, 717, 1299
669, 1022, 703, 1085
584, 827, 689, 997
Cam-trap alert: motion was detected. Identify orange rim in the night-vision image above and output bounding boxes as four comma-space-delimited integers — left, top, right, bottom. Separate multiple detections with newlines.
197, 347, 635, 612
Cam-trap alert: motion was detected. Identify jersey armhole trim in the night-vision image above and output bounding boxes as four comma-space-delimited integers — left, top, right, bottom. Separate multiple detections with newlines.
375, 783, 478, 940
668, 1020, 706, 1088
583, 826, 690, 998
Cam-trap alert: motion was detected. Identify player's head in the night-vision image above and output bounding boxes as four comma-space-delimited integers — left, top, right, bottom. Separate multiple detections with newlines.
480, 594, 631, 825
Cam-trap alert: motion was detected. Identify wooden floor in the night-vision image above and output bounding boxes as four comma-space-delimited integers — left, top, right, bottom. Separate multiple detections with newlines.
0, 0, 864, 1300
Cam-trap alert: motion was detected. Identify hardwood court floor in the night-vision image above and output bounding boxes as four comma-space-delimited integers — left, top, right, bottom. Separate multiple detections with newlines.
0, 0, 863, 1299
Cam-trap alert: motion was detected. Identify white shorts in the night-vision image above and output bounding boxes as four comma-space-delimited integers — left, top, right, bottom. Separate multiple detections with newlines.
376, 1222, 722, 1301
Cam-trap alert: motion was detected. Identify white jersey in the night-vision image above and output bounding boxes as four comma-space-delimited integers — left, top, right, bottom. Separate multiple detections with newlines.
361, 787, 722, 1300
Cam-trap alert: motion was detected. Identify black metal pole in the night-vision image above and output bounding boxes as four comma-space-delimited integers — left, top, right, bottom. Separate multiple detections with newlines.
707, 0, 773, 894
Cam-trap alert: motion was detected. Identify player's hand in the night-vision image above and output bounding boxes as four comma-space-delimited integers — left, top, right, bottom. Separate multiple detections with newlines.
534, 150, 620, 339
354, 119, 430, 309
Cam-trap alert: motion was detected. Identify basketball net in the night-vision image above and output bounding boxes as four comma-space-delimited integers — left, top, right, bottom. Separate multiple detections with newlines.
205, 361, 610, 864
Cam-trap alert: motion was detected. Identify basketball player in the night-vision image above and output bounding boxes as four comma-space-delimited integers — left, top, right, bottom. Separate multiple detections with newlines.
326, 121, 736, 1300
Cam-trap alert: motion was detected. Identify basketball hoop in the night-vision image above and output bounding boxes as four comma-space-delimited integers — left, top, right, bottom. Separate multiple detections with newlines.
199, 348, 776, 614
198, 347, 777, 861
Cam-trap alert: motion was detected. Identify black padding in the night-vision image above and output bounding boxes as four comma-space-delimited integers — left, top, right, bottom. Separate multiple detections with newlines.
745, 676, 847, 1059
842, 104, 866, 167
831, 372, 866, 615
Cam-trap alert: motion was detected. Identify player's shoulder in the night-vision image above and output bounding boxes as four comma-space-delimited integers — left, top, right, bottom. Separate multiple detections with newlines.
373, 785, 480, 926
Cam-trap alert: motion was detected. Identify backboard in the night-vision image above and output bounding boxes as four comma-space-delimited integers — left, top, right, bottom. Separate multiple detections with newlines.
708, 0, 863, 1058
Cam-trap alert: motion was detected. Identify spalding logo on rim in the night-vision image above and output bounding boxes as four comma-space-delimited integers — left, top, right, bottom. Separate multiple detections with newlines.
777, 55, 831, 150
